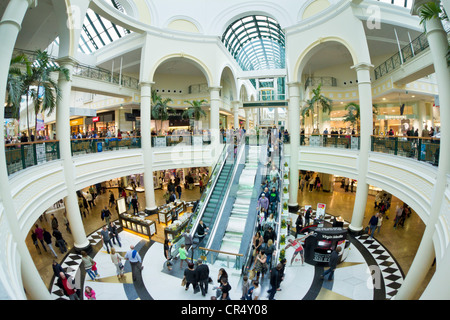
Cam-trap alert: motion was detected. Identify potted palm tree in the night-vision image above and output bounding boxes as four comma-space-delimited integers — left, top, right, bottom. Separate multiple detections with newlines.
17, 50, 69, 139
182, 99, 207, 129
151, 90, 173, 135
343, 102, 379, 133
301, 83, 332, 132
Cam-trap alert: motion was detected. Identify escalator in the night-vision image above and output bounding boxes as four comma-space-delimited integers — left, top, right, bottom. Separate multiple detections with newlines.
214, 146, 261, 264
200, 161, 234, 236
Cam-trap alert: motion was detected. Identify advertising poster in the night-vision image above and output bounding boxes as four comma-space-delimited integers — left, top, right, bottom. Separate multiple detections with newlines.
316, 203, 326, 219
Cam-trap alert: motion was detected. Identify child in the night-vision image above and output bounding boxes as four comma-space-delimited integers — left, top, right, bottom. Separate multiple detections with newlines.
241, 276, 249, 300
179, 244, 187, 269
84, 286, 96, 300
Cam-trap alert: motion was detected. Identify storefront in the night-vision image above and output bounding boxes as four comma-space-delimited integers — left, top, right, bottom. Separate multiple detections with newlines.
85, 111, 115, 136
70, 117, 84, 134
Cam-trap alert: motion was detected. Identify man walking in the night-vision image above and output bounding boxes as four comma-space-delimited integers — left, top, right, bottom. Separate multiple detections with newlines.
125, 245, 143, 282
320, 246, 341, 281
195, 259, 210, 297
100, 225, 113, 254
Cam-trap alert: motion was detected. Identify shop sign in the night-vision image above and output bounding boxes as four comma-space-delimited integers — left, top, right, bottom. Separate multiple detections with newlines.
70, 118, 84, 126
93, 116, 100, 122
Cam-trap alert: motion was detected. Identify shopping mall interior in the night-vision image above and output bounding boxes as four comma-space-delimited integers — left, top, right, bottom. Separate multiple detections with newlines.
0, 0, 449, 302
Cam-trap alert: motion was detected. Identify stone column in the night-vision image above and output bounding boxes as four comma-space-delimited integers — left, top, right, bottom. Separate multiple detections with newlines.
56, 57, 91, 253
287, 82, 301, 212
232, 101, 240, 129
140, 81, 157, 215
209, 87, 221, 146
0, 0, 52, 300
349, 62, 373, 233
395, 9, 450, 300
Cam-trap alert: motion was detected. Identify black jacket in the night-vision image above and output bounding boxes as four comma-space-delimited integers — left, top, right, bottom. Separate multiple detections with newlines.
184, 268, 197, 283
195, 264, 209, 281
197, 223, 207, 236
328, 250, 339, 270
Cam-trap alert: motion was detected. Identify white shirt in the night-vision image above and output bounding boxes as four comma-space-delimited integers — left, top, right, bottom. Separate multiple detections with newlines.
252, 286, 261, 300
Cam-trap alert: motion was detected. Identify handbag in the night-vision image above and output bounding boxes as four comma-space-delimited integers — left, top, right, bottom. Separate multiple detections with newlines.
181, 277, 187, 286
91, 261, 97, 271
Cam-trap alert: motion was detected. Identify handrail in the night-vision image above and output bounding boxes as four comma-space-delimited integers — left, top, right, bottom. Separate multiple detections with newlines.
198, 247, 243, 257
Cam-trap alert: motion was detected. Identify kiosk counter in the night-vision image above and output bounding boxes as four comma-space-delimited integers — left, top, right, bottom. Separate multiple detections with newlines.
304, 226, 350, 265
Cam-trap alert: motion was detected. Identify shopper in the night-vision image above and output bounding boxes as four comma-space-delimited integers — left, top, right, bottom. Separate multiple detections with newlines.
101, 206, 112, 224
240, 275, 250, 300
257, 193, 269, 212
248, 280, 261, 300
110, 247, 125, 279
196, 220, 209, 246
368, 213, 379, 239
31, 231, 42, 254
254, 250, 268, 281
34, 224, 47, 252
376, 213, 383, 234
182, 228, 193, 252
295, 213, 304, 238
81, 251, 99, 281
125, 245, 143, 282
51, 214, 59, 230
218, 277, 231, 300
43, 228, 58, 258
176, 184, 182, 200
320, 246, 342, 281
108, 221, 121, 247
52, 228, 67, 254
179, 244, 187, 269
304, 207, 312, 226
52, 260, 64, 278
164, 239, 172, 271
57, 272, 79, 300
183, 262, 198, 293
100, 225, 113, 254
394, 205, 403, 229
268, 263, 283, 300
84, 286, 96, 300
195, 259, 210, 297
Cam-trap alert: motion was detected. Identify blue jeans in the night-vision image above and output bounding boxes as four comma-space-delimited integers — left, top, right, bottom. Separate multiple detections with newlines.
86, 267, 98, 280
369, 224, 377, 238
322, 267, 335, 281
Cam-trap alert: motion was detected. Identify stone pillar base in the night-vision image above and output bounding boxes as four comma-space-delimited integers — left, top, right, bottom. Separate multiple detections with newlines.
288, 204, 299, 213
74, 243, 92, 255
145, 208, 158, 216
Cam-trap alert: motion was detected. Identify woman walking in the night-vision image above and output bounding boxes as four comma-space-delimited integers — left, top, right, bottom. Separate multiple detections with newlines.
110, 247, 125, 279
81, 251, 99, 281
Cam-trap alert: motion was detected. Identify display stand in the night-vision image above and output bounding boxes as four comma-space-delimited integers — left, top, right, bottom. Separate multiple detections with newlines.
117, 197, 156, 239
157, 201, 186, 225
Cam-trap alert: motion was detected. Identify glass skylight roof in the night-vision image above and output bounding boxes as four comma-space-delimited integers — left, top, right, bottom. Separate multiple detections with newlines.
78, 1, 131, 54
222, 15, 285, 71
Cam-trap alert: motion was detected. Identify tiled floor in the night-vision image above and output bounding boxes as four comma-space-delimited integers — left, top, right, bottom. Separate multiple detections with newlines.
26, 176, 435, 300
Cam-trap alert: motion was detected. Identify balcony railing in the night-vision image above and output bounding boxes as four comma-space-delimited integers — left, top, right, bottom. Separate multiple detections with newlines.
5, 140, 60, 175
70, 137, 141, 156
371, 135, 440, 166
72, 64, 139, 90
374, 32, 431, 80
299, 133, 360, 150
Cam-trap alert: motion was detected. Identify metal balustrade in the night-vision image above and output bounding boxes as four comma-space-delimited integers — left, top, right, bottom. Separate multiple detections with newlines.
5, 140, 60, 175
371, 135, 440, 166
374, 32, 433, 80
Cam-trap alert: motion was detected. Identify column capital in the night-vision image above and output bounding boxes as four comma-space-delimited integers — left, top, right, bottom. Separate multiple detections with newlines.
139, 81, 154, 88
351, 62, 374, 72
287, 81, 302, 88
208, 86, 222, 92
55, 56, 78, 67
